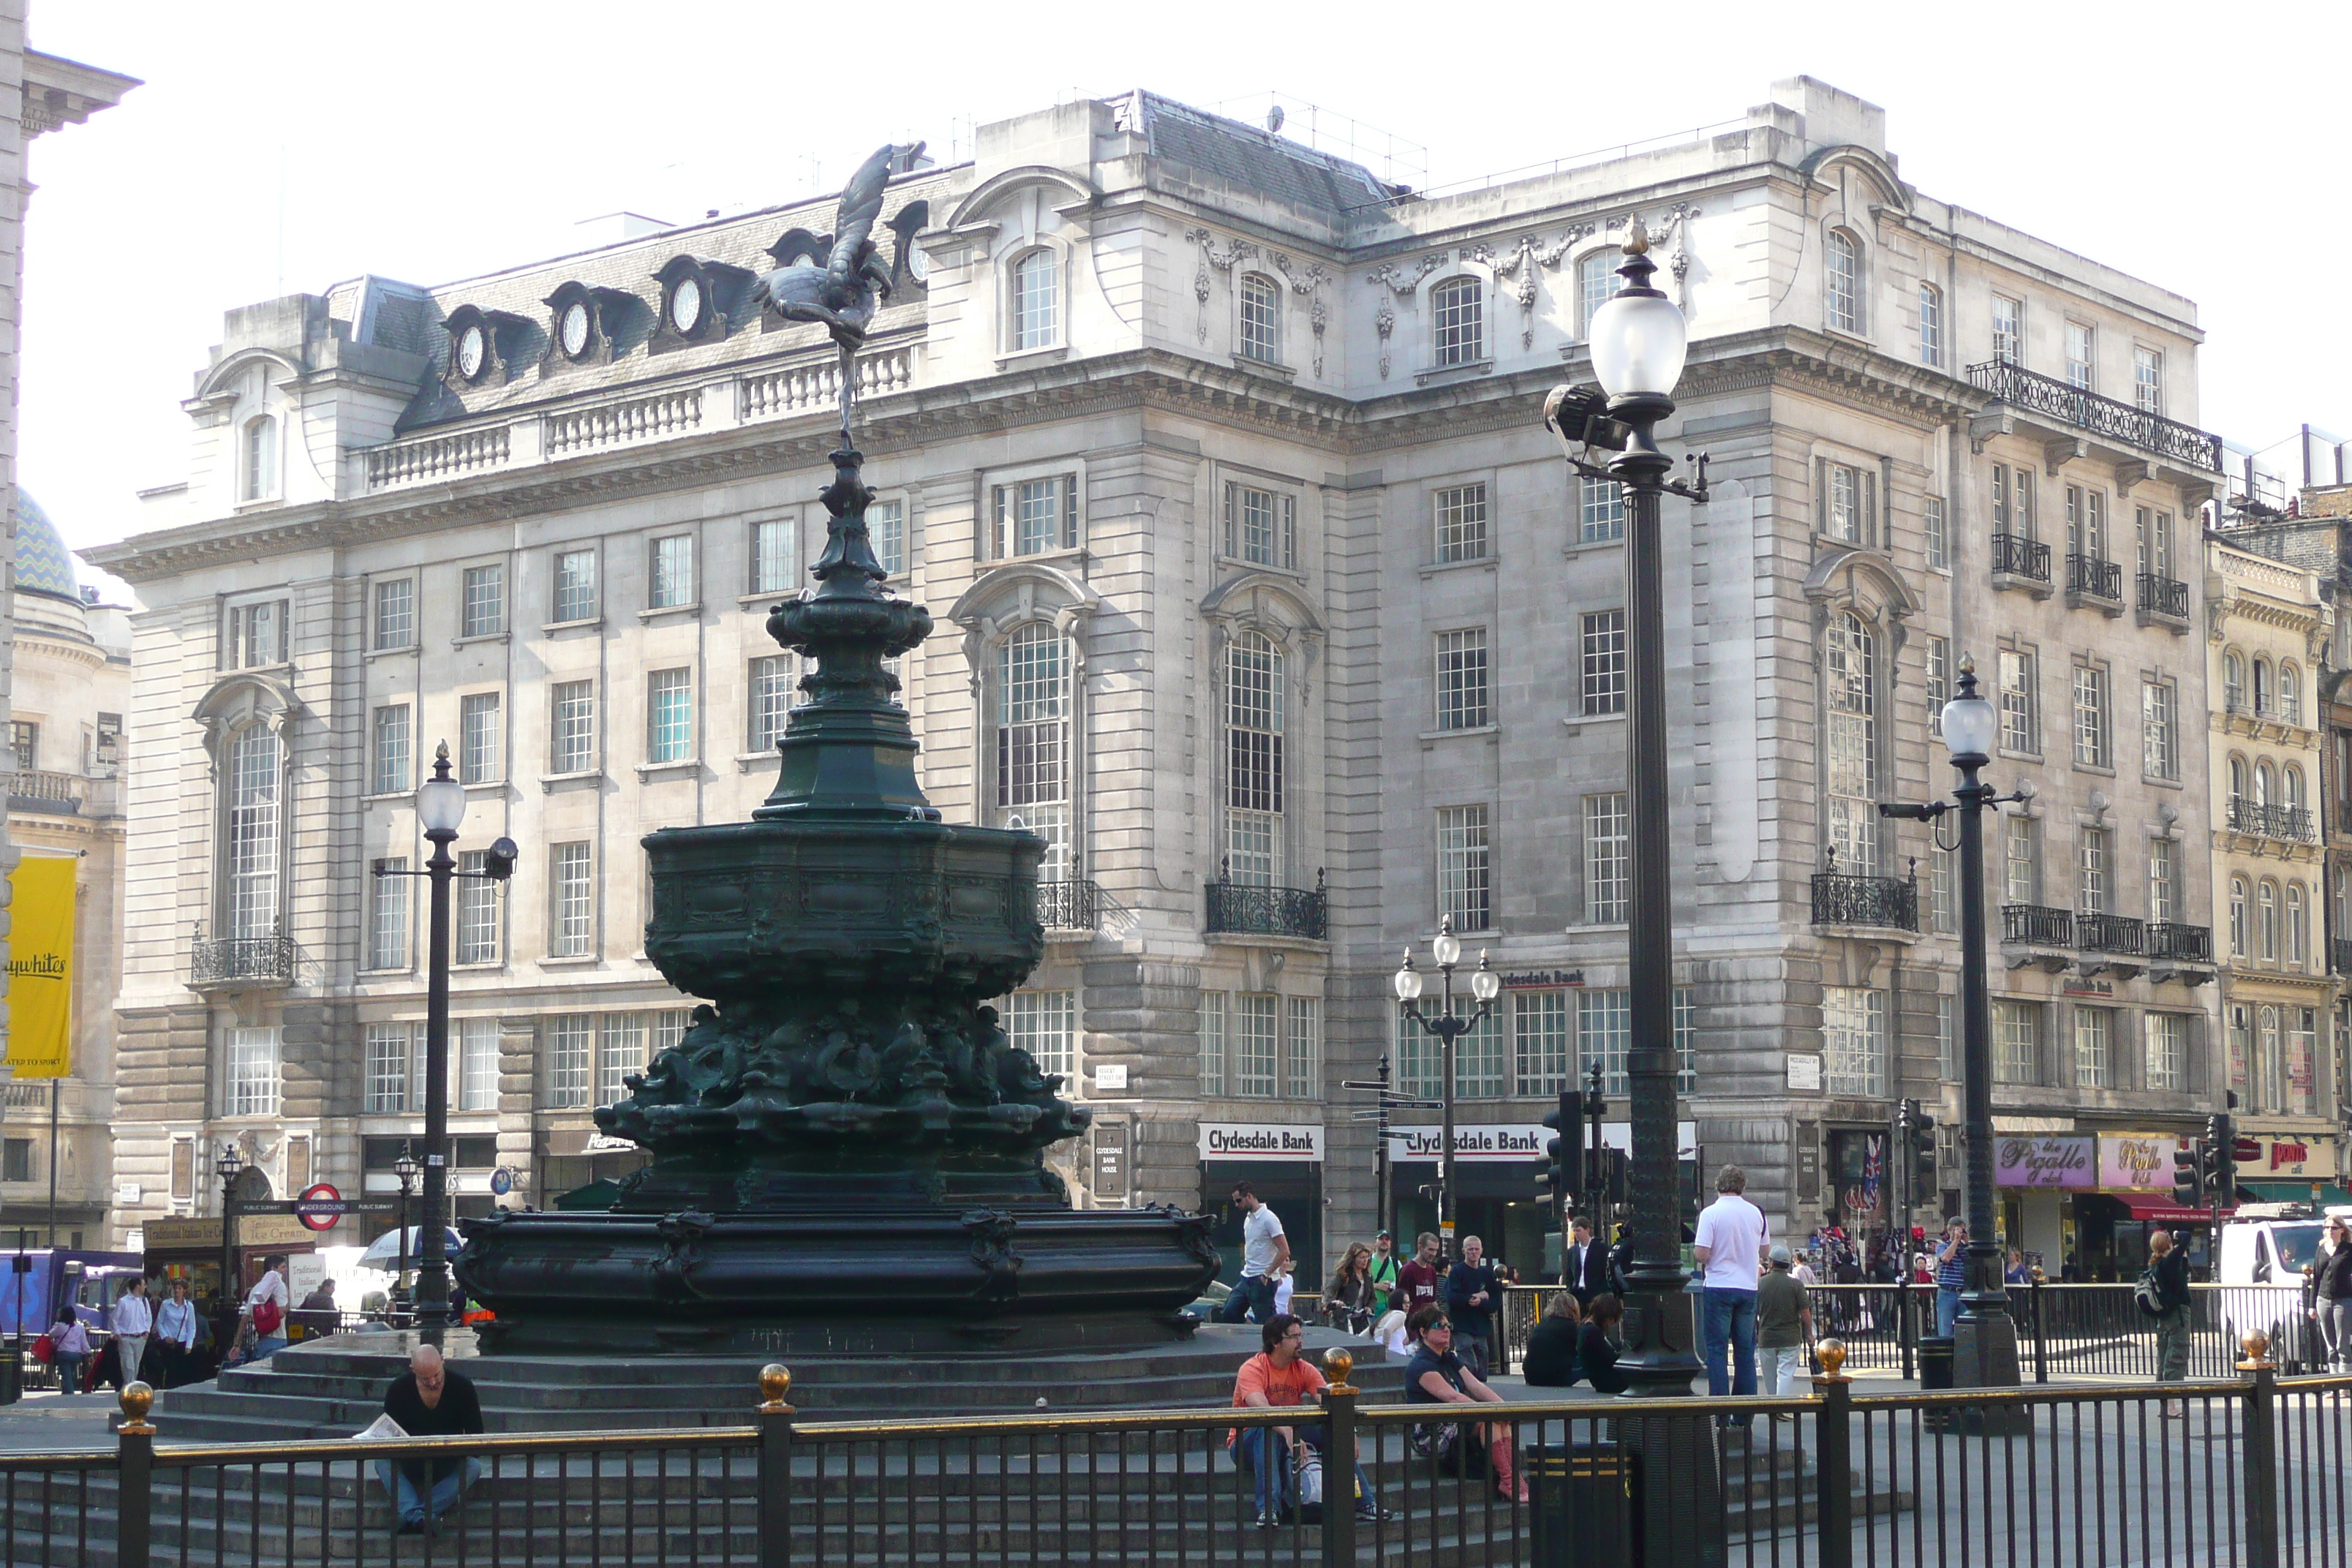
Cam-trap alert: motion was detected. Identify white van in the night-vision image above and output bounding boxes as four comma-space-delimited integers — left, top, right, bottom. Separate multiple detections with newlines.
2216, 1205, 2328, 1286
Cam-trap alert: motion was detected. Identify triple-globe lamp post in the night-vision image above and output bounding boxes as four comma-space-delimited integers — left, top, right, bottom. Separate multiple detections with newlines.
1392, 921, 1501, 1258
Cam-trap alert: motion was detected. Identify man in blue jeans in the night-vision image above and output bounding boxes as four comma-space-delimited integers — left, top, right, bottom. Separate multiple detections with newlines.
1692, 1164, 1768, 1419
1933, 1220, 1968, 1337
1217, 1184, 1290, 1324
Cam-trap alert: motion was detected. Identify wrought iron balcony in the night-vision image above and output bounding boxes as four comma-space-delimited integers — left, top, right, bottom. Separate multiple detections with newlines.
2149, 923, 2213, 963
1, 769, 83, 815
2136, 573, 2190, 623
2074, 912, 2145, 956
2065, 553, 2123, 607
1810, 870, 1919, 932
190, 922, 299, 989
2335, 938, 2352, 977
1205, 873, 1328, 940
1968, 359, 2225, 474
1989, 532, 2051, 586
1035, 879, 1102, 932
2002, 903, 2075, 947
2227, 796, 2317, 843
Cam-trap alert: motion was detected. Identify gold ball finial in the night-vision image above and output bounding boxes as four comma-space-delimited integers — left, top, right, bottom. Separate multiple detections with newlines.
2242, 1330, 2272, 1367
1325, 1349, 1354, 1384
1957, 652, 1976, 676
1817, 1338, 1847, 1377
758, 1364, 792, 1410
1623, 217, 1651, 256
119, 1380, 154, 1427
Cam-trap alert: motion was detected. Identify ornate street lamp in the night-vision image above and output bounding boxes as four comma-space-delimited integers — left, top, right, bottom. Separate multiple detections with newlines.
1542, 219, 1709, 1398
215, 1144, 243, 1310
393, 1143, 419, 1321
1393, 919, 1501, 1259
1880, 657, 2035, 1395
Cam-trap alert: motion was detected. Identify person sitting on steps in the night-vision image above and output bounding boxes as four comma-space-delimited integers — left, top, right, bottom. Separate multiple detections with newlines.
374, 1345, 485, 1535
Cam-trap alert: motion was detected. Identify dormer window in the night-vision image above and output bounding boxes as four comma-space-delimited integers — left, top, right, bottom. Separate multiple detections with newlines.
650, 255, 754, 353
442, 304, 532, 388
241, 415, 277, 502
559, 298, 592, 358
541, 281, 641, 368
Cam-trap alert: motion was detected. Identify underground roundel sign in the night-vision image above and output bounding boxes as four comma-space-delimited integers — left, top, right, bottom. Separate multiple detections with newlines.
295, 1183, 347, 1232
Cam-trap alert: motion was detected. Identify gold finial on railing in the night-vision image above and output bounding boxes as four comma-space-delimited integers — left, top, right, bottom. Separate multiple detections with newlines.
118, 1380, 155, 1433
758, 1364, 794, 1412
2239, 1330, 2274, 1372
1325, 1349, 1356, 1394
1813, 1338, 1850, 1385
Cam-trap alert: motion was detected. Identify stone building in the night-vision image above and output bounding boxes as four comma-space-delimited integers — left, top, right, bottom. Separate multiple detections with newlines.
94, 79, 2233, 1278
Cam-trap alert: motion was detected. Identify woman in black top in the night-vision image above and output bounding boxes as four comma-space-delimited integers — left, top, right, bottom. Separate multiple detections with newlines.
1580, 1293, 1631, 1395
1520, 1293, 1582, 1387
2314, 1218, 2352, 1371
1324, 1244, 1377, 1334
1402, 1307, 1526, 1501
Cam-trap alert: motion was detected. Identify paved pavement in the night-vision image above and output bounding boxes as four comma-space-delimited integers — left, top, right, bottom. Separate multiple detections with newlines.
0, 1389, 124, 1452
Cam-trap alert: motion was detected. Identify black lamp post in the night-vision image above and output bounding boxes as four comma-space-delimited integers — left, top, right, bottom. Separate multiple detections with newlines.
1543, 218, 1708, 1398
1392, 919, 1501, 1259
1878, 656, 2032, 1395
393, 1144, 418, 1321
214, 1144, 242, 1310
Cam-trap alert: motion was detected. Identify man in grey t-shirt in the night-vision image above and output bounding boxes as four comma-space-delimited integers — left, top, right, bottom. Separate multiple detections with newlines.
1755, 1245, 1812, 1408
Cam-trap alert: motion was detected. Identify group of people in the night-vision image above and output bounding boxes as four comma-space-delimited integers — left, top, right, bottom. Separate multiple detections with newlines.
39, 1253, 314, 1395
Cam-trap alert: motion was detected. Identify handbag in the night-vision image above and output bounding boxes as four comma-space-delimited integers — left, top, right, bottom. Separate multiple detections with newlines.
29, 1334, 52, 1364
252, 1297, 283, 1336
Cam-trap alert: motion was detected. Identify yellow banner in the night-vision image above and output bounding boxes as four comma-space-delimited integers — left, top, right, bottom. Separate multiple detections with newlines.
6, 856, 74, 1078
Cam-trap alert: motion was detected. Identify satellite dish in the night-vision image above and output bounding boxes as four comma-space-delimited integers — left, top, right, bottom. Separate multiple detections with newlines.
1266, 105, 1284, 135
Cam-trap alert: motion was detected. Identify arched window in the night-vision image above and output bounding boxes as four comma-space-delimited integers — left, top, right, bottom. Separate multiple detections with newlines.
2281, 662, 2303, 725
1825, 230, 1861, 334
2255, 761, 2275, 808
995, 624, 1072, 878
2288, 883, 2307, 969
1578, 249, 1621, 336
1224, 633, 1286, 886
2225, 652, 2245, 711
1918, 282, 1943, 367
1431, 276, 1485, 367
1009, 249, 1059, 352
1238, 274, 1281, 363
2286, 764, 2307, 814
2258, 1006, 2284, 1109
2230, 755, 2249, 803
2259, 880, 2280, 962
2229, 875, 2249, 959
242, 415, 277, 502
1824, 612, 1879, 875
224, 724, 282, 940
2253, 657, 2272, 715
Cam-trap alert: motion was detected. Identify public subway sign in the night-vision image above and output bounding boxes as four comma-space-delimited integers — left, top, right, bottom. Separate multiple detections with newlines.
2098, 1132, 2189, 1192
1198, 1123, 1324, 1161
1385, 1125, 1550, 1162
1994, 1135, 2095, 1189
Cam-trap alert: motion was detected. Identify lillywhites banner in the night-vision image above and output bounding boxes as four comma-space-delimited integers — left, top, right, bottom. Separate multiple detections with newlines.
4, 856, 73, 1078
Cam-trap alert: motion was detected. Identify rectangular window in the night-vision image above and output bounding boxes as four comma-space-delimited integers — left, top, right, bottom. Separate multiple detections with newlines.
1454, 1007, 1507, 1100
461, 563, 505, 638
226, 1027, 281, 1117
749, 656, 796, 751
369, 859, 410, 970
1918, 284, 1943, 366
752, 520, 797, 595
456, 849, 500, 965
1198, 991, 1226, 1097
1396, 1008, 1439, 1101
1579, 476, 1625, 543
650, 535, 695, 609
599, 1014, 646, 1107
1998, 649, 2037, 754
1923, 496, 1947, 570
1993, 1000, 2039, 1085
1581, 610, 1627, 717
365, 1023, 410, 1113
1005, 991, 1077, 1080
1824, 461, 1865, 543
550, 841, 594, 958
1674, 987, 1697, 1096
459, 692, 502, 784
1, 1141, 29, 1183
999, 475, 1080, 559
654, 1010, 688, 1058
372, 704, 410, 796
1578, 989, 1630, 1099
1222, 482, 1294, 570
1240, 275, 1281, 363
546, 1015, 593, 1109
1434, 629, 1490, 730
94, 713, 121, 768
554, 549, 598, 623
2074, 1007, 2111, 1089
2004, 813, 2036, 904
1514, 990, 1572, 1096
2133, 347, 2163, 415
2065, 321, 2095, 391
2144, 1013, 2185, 1093
229, 600, 287, 668
1437, 804, 1492, 931
1585, 792, 1629, 923
2149, 837, 2176, 924
1434, 483, 1489, 564
550, 681, 596, 774
1926, 636, 1950, 734
372, 579, 415, 651
1931, 843, 1957, 934
1992, 295, 2022, 362
1823, 987, 1885, 1098
1432, 277, 1484, 366
1234, 995, 1278, 1098
2078, 827, 2108, 915
459, 1017, 500, 1112
1285, 997, 1320, 1100
9, 721, 33, 770
2073, 664, 2109, 769
1938, 992, 1958, 1081
647, 668, 694, 764
870, 499, 905, 578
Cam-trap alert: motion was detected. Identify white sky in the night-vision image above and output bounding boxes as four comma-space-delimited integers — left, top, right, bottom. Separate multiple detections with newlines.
20, 0, 2351, 584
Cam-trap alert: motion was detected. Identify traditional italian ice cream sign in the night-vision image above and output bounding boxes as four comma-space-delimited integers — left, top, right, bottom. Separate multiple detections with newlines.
1994, 1135, 2095, 1188
2098, 1132, 2187, 1192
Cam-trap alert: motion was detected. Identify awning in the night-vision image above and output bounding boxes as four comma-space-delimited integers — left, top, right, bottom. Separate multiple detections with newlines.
2114, 1198, 2236, 1224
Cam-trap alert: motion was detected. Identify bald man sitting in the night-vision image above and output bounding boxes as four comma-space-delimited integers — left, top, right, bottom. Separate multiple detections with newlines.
374, 1345, 485, 1534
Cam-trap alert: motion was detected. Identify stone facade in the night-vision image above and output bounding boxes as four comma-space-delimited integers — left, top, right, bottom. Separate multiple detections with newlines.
94, 78, 2234, 1277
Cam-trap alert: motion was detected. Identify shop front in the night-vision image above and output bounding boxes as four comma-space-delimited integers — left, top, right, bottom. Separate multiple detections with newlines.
2076, 1131, 2215, 1278
1994, 1134, 2095, 1275
1198, 1122, 1323, 1288
2234, 1129, 2348, 1207
140, 1213, 323, 1309
1386, 1123, 1552, 1281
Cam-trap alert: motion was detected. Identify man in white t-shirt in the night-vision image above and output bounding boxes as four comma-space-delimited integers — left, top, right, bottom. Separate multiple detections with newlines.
1216, 1183, 1292, 1325
1692, 1164, 1768, 1407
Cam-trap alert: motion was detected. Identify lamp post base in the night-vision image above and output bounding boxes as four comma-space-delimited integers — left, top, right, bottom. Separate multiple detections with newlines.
1613, 1281, 1703, 1395
1951, 1310, 2030, 1434
1611, 1285, 1722, 1568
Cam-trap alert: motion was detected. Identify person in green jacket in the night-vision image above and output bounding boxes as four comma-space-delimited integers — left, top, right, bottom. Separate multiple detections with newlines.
1368, 1230, 1400, 1315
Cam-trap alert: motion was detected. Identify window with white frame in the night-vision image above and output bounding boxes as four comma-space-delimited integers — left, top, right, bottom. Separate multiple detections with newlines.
1918, 282, 1943, 366
2004, 812, 2037, 904
1579, 989, 1630, 1099
647, 668, 694, 764
1198, 991, 1226, 1096
1938, 992, 1958, 1080
1992, 295, 2022, 362
1233, 994, 1278, 1098
456, 849, 500, 965
1239, 274, 1281, 363
228, 600, 287, 668
870, 500, 905, 578
546, 1015, 593, 1109
749, 656, 796, 753
650, 535, 695, 609
2073, 663, 2109, 769
551, 680, 597, 774
459, 692, 502, 784
1931, 843, 1956, 933
1223, 481, 1294, 570
1998, 649, 2037, 754
1431, 276, 1485, 366
365, 1023, 410, 1113
600, 1014, 645, 1107
1010, 249, 1059, 351
2289, 882, 2309, 970
1578, 249, 1620, 336
2282, 663, 2304, 725
1579, 475, 1625, 543
655, 1010, 688, 1058
2228, 1003, 2253, 1101
372, 705, 410, 796
1452, 1005, 1507, 1100
2133, 347, 2163, 415
1434, 483, 1489, 563
2078, 826, 2109, 915
996, 624, 1073, 878
369, 859, 410, 970
461, 563, 505, 638
242, 416, 277, 502
1990, 462, 2038, 540
2291, 1008, 2318, 1115
1582, 610, 1627, 716
2142, 679, 2177, 780
1585, 791, 1629, 923
2074, 1006, 2111, 1088
2149, 837, 2176, 924
2260, 880, 2280, 962
1285, 996, 1320, 1100
1437, 804, 1491, 931
1992, 1000, 2039, 1085
1224, 633, 1285, 886
1924, 496, 1948, 570
1825, 231, 1861, 333
1822, 461, 1869, 543
459, 1017, 500, 1112
1013, 992, 1079, 1082
550, 841, 594, 958
2258, 1006, 2283, 1109
1514, 990, 1572, 1096
1395, 1008, 1439, 1099
996, 475, 1079, 559
752, 520, 796, 595
1926, 636, 1950, 734
1674, 988, 1697, 1095
1823, 987, 1884, 1096
2144, 1013, 2185, 1093
2063, 485, 2108, 562
2065, 322, 2095, 391
373, 579, 415, 651
554, 548, 598, 622
1825, 612, 1880, 875
2231, 875, 2249, 959
225, 1026, 281, 1117
2136, 507, 2174, 580
1434, 629, 1490, 729
225, 725, 282, 940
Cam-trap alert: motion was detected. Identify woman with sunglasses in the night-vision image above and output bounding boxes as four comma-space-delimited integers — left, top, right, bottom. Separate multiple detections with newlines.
2313, 1216, 2352, 1371
1402, 1305, 1526, 1502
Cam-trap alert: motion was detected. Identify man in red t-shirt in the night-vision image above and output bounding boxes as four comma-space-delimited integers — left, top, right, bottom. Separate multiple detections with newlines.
1229, 1315, 1384, 1527
1395, 1231, 1444, 1316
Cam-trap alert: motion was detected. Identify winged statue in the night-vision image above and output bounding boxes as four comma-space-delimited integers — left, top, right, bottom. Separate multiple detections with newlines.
750, 141, 922, 350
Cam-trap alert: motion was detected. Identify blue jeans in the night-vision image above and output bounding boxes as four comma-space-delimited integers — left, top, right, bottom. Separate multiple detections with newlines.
1232, 1424, 1365, 1518
52, 1352, 83, 1392
249, 1334, 288, 1362
1701, 1287, 1757, 1400
375, 1458, 483, 1525
1936, 1289, 1960, 1338
1219, 1275, 1278, 1325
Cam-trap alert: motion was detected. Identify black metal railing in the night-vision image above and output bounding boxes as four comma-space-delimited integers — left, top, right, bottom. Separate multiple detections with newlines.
2002, 902, 2075, 946
1811, 870, 1919, 932
189, 922, 298, 987
1971, 357, 2227, 472
1034, 878, 1101, 931
1205, 875, 1328, 938
2149, 921, 2214, 962
2137, 571, 2191, 619
1989, 530, 2051, 583
2074, 911, 2145, 955
1, 768, 83, 815
2065, 552, 2122, 602
2228, 796, 2318, 842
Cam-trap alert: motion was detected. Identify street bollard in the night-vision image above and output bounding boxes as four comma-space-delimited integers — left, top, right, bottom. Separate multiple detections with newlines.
757, 1365, 796, 1568
1811, 1340, 1852, 1568
116, 1381, 156, 1568
1321, 1351, 1357, 1568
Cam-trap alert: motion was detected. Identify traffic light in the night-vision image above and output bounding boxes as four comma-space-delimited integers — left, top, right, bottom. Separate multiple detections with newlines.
1539, 1090, 1583, 1199
2208, 1113, 2236, 1206
2174, 1138, 2206, 1206
1910, 1102, 1937, 1199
